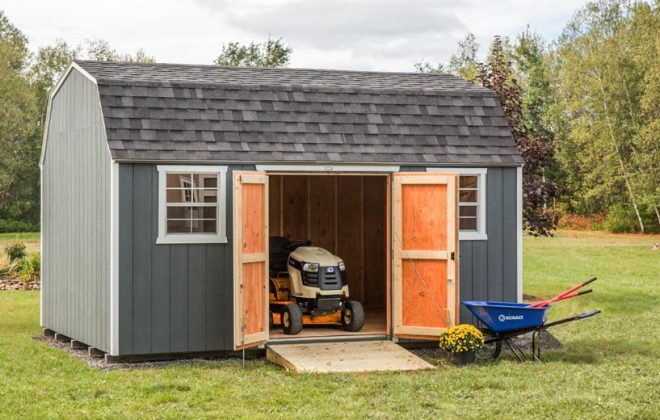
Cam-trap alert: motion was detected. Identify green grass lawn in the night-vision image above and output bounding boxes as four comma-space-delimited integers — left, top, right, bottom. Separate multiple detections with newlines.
1, 231, 658, 418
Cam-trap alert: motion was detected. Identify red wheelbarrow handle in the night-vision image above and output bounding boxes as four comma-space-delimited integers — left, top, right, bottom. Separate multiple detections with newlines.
529, 277, 597, 308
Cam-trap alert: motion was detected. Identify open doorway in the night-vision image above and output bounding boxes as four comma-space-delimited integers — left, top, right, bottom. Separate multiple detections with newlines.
267, 174, 389, 340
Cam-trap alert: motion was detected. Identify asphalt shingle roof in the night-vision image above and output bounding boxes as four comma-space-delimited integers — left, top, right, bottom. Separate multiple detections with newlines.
75, 60, 523, 165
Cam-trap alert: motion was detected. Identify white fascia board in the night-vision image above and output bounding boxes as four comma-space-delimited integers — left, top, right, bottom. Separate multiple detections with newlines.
39, 62, 98, 167
255, 164, 400, 172
516, 166, 523, 303
110, 161, 119, 355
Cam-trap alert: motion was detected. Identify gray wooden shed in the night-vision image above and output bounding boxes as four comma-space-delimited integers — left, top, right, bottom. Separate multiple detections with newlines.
40, 60, 523, 358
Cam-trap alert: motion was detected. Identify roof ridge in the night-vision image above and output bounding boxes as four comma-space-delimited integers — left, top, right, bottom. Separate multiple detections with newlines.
74, 59, 459, 78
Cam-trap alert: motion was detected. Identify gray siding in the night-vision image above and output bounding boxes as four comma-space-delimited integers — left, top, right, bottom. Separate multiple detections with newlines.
117, 164, 253, 355
41, 69, 111, 351
117, 164, 518, 354
459, 167, 518, 323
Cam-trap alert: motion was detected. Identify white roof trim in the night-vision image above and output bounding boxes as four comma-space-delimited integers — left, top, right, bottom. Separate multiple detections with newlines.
39, 62, 98, 167
256, 164, 400, 172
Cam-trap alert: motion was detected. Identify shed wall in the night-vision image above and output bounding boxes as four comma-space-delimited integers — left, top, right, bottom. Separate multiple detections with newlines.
117, 164, 518, 354
117, 164, 253, 355
41, 69, 111, 351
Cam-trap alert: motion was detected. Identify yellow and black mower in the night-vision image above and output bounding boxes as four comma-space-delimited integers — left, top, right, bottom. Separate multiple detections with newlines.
268, 236, 365, 335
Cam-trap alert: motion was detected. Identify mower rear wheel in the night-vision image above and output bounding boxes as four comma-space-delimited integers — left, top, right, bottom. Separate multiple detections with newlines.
341, 300, 365, 332
281, 304, 303, 335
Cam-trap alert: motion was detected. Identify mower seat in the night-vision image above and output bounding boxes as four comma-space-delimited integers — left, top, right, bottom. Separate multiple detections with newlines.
269, 236, 291, 275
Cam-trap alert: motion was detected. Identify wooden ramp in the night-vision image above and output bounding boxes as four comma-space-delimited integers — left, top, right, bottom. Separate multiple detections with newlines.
266, 340, 434, 373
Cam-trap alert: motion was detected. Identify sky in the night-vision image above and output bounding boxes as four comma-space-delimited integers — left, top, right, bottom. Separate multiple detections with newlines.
2, 0, 591, 72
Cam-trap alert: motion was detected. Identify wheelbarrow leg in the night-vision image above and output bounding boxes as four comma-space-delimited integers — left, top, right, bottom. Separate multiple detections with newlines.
504, 339, 527, 362
532, 329, 542, 362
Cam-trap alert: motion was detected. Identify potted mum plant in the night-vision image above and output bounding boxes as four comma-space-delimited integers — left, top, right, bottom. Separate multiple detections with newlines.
439, 324, 484, 366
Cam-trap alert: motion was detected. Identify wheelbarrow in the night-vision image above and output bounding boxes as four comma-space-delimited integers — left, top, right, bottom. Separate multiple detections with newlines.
462, 277, 601, 361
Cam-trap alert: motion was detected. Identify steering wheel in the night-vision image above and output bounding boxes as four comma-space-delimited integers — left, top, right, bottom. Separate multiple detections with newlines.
288, 239, 312, 250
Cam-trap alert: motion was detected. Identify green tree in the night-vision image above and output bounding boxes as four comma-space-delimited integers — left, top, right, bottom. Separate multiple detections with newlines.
214, 37, 292, 67
550, 0, 658, 232
414, 33, 480, 81
512, 28, 553, 138
480, 36, 560, 236
0, 12, 40, 228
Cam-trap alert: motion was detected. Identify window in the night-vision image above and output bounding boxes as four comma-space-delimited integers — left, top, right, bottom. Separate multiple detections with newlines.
157, 166, 227, 244
427, 168, 487, 240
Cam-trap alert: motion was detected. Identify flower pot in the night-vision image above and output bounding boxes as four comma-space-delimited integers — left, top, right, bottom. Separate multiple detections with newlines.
452, 351, 476, 366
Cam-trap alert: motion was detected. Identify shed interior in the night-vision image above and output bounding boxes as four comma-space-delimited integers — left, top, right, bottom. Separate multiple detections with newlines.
267, 174, 389, 339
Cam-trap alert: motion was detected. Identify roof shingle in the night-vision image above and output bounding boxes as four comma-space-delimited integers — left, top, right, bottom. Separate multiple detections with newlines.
75, 60, 523, 165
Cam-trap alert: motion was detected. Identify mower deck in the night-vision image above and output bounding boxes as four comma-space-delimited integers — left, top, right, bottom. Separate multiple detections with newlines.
272, 311, 341, 326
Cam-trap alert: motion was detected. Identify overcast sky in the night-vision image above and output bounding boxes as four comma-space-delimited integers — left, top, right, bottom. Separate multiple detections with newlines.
3, 0, 590, 72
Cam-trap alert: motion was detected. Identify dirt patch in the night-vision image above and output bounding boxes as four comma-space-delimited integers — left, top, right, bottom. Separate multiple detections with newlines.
411, 329, 563, 364
0, 274, 40, 291
33, 335, 243, 370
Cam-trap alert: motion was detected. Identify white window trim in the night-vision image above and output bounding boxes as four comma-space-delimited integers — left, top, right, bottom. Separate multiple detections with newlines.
427, 167, 488, 241
156, 165, 228, 244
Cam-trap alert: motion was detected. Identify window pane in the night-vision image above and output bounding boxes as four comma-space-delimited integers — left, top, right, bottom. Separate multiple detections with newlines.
191, 219, 216, 233
460, 217, 477, 230
197, 189, 217, 203
167, 219, 189, 233
166, 188, 195, 203
460, 206, 477, 217
167, 206, 188, 218
460, 175, 478, 189
201, 176, 217, 188
459, 190, 478, 203
167, 173, 192, 188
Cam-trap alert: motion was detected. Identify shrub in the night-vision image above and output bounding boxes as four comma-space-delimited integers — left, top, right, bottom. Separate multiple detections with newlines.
605, 204, 660, 234
4, 242, 26, 263
6, 252, 41, 289
558, 214, 606, 231
439, 324, 484, 353
19, 253, 41, 289
0, 219, 39, 234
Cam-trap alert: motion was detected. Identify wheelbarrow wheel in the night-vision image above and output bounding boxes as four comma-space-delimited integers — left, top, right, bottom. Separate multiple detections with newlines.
477, 329, 502, 361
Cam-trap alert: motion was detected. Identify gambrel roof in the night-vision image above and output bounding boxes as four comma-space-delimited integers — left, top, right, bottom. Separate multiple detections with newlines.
74, 60, 523, 165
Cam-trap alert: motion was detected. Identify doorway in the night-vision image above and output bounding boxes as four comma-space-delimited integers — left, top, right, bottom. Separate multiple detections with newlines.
267, 174, 390, 340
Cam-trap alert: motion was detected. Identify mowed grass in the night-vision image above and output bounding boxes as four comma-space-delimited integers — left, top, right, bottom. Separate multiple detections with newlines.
0, 231, 658, 418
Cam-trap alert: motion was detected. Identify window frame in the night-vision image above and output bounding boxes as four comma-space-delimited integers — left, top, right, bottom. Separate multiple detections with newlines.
156, 165, 228, 244
427, 167, 487, 241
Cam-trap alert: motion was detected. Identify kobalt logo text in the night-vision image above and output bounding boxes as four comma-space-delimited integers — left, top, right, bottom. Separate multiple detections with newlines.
498, 314, 524, 322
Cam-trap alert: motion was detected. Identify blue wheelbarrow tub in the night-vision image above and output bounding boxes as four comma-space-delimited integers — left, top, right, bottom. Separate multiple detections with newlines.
462, 301, 551, 333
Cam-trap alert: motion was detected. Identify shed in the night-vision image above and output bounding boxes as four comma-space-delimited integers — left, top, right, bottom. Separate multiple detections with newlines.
40, 60, 523, 358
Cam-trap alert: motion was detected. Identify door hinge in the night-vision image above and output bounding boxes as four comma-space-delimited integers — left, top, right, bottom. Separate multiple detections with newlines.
450, 252, 455, 260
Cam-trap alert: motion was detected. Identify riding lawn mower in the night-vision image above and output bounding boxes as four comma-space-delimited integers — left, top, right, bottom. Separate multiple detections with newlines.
268, 237, 365, 335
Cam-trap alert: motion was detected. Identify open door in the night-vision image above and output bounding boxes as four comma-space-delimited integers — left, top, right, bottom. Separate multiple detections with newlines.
233, 171, 269, 350
393, 172, 458, 339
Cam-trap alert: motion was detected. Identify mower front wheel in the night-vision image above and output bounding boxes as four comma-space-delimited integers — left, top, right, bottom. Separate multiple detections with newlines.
341, 300, 365, 332
281, 304, 303, 335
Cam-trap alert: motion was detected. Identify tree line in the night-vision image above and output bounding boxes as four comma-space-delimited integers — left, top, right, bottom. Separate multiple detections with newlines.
417, 0, 658, 234
0, 0, 657, 235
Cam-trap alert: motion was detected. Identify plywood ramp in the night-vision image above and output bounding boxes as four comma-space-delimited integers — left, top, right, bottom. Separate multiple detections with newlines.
266, 341, 434, 373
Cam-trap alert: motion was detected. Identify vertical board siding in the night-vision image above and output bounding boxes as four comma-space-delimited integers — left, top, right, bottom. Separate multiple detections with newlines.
457, 167, 518, 323
118, 164, 251, 355
42, 69, 111, 351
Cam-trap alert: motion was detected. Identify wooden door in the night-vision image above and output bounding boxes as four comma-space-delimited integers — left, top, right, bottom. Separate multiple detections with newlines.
393, 172, 458, 339
233, 171, 269, 350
